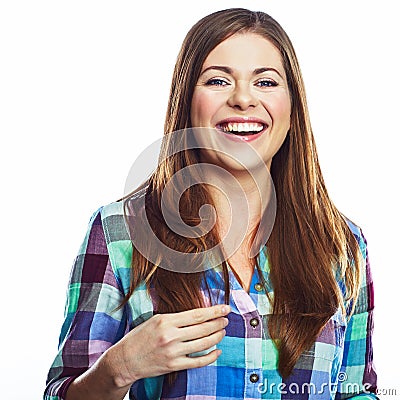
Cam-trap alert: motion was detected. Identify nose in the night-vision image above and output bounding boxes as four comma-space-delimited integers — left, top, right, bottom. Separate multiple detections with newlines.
227, 81, 258, 110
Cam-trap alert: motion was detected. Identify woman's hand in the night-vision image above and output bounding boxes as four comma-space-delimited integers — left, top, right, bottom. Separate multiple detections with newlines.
107, 304, 230, 388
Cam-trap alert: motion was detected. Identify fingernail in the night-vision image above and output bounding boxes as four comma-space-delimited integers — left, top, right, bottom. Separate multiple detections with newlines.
221, 305, 230, 314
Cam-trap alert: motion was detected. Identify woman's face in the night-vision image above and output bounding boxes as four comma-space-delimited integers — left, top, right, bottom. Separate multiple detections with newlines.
190, 32, 291, 172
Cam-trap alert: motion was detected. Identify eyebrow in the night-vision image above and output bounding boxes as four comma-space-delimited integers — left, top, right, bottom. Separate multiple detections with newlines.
200, 65, 284, 79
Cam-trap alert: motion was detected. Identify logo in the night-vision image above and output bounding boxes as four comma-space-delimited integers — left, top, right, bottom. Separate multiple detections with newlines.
123, 127, 276, 273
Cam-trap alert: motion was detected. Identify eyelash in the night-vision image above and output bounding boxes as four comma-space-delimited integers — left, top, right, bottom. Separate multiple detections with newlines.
205, 78, 229, 86
256, 79, 278, 87
205, 78, 278, 87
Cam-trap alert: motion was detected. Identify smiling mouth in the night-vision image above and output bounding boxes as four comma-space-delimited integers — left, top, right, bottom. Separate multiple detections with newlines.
216, 122, 266, 135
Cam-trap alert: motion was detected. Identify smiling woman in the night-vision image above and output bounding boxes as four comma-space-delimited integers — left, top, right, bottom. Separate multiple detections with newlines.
44, 7, 378, 400
191, 33, 291, 173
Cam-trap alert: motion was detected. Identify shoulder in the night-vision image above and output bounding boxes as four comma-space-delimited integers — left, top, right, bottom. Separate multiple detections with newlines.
98, 189, 147, 242
90, 200, 133, 283
97, 195, 154, 309
90, 199, 129, 244
343, 216, 367, 259
342, 216, 374, 314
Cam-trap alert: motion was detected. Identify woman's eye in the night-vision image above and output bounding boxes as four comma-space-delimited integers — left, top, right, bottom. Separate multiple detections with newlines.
205, 78, 229, 86
256, 79, 278, 87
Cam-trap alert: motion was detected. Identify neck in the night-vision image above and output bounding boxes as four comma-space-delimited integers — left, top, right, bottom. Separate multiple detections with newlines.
206, 163, 273, 260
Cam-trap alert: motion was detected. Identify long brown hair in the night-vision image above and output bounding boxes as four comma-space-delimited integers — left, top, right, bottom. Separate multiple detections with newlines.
121, 8, 362, 378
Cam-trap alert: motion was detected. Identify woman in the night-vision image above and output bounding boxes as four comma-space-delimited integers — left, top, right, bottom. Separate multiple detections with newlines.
45, 8, 378, 400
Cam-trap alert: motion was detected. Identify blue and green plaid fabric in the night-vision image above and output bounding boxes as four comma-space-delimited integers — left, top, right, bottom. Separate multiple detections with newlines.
44, 200, 378, 399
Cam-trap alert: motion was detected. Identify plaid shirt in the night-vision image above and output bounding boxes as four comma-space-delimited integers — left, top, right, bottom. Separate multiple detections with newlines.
44, 200, 378, 399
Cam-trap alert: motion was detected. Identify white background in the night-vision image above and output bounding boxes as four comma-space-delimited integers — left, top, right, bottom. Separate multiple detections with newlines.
0, 1, 398, 398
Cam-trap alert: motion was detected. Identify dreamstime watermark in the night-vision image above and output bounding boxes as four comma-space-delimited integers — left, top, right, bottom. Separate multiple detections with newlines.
123, 127, 276, 273
257, 372, 397, 396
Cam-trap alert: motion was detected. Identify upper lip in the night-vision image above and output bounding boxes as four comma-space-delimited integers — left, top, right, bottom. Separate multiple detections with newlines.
215, 117, 268, 127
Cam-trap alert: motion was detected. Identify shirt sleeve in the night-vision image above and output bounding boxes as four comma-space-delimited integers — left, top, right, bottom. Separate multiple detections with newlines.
44, 208, 128, 399
335, 229, 379, 399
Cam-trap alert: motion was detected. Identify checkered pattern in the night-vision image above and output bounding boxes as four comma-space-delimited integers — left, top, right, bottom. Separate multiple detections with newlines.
44, 200, 378, 399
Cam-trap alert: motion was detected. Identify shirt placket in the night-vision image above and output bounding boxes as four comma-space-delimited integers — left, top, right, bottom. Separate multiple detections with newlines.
230, 271, 264, 399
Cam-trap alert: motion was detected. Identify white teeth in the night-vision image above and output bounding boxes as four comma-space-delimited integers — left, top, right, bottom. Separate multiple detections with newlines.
221, 122, 264, 133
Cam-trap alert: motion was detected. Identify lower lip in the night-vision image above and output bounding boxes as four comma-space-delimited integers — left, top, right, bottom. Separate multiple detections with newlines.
216, 126, 267, 142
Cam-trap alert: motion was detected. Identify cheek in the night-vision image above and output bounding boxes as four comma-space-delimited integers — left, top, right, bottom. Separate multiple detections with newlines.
191, 91, 219, 126
266, 93, 291, 129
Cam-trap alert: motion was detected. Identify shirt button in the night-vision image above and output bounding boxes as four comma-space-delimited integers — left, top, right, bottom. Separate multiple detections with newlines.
254, 282, 263, 292
250, 373, 259, 383
250, 318, 259, 327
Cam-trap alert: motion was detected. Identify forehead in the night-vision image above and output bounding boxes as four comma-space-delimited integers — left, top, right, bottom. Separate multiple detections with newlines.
202, 33, 283, 71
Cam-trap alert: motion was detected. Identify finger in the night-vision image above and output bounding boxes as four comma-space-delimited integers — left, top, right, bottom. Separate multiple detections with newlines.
178, 329, 226, 357
174, 348, 223, 371
179, 317, 228, 342
173, 304, 231, 328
